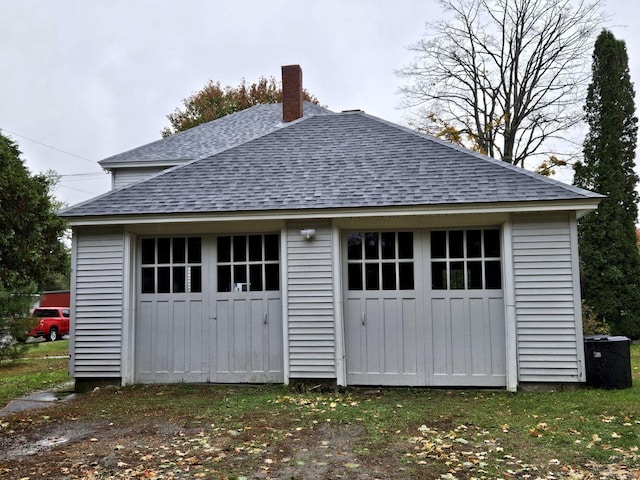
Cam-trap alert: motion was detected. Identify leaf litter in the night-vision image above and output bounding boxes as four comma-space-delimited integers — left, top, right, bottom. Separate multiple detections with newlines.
1, 389, 639, 479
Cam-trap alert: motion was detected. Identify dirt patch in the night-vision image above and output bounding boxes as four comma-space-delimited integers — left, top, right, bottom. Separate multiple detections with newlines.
1, 421, 100, 459
0, 416, 191, 477
264, 423, 385, 479
1, 414, 398, 479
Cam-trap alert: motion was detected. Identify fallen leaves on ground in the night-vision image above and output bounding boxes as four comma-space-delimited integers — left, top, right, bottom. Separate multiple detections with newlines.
406, 421, 640, 480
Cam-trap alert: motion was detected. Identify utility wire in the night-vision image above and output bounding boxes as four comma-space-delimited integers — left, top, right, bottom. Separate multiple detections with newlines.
0, 126, 99, 165
57, 184, 99, 195
59, 172, 107, 179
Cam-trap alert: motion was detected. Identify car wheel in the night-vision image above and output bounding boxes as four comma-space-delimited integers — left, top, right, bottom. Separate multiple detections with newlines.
47, 327, 59, 342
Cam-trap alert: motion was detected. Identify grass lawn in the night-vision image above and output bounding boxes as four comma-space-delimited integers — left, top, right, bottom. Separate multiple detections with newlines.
0, 339, 70, 408
0, 343, 638, 479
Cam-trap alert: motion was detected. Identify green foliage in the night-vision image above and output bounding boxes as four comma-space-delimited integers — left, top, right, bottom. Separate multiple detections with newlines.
0, 133, 69, 360
161, 76, 320, 137
0, 341, 69, 407
581, 301, 611, 336
574, 30, 640, 338
0, 285, 37, 361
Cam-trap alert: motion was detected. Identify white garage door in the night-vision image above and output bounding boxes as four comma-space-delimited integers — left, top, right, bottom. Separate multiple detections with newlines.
135, 234, 283, 383
344, 229, 506, 387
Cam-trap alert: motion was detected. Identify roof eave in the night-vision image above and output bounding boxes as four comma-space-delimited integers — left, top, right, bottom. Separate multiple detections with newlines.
99, 158, 191, 170
61, 198, 602, 227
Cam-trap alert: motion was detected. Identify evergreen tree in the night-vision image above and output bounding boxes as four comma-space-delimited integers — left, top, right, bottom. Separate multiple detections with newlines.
573, 29, 640, 338
0, 133, 69, 359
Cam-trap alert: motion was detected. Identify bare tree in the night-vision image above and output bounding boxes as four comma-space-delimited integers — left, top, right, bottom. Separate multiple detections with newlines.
398, 0, 604, 169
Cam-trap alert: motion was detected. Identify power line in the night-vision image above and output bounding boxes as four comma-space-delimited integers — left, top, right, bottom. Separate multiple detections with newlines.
57, 184, 100, 195
59, 172, 107, 179
0, 126, 98, 165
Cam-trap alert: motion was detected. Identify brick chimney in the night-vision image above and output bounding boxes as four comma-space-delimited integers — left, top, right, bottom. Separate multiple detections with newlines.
282, 64, 303, 122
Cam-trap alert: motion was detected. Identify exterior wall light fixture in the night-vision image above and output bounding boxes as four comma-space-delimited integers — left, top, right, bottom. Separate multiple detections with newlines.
300, 228, 316, 240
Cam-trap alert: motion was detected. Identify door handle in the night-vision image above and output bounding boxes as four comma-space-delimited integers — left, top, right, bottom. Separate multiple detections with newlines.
264, 312, 268, 325
361, 312, 366, 326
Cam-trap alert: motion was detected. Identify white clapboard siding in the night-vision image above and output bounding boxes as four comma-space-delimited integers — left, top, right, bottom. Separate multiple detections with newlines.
112, 167, 168, 190
72, 229, 124, 378
287, 222, 336, 378
512, 213, 582, 382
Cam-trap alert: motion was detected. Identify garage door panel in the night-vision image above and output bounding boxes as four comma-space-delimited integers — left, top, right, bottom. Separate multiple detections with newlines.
344, 229, 506, 388
135, 297, 207, 383
401, 299, 418, 376
345, 298, 364, 375
135, 234, 283, 384
250, 299, 265, 372
450, 297, 469, 375
156, 300, 171, 373
365, 299, 381, 374
346, 295, 419, 384
215, 299, 231, 375
171, 300, 186, 372
232, 299, 248, 373
214, 295, 283, 381
469, 297, 487, 375
136, 300, 154, 377
383, 298, 400, 374
186, 300, 207, 375
430, 298, 448, 377
429, 294, 505, 385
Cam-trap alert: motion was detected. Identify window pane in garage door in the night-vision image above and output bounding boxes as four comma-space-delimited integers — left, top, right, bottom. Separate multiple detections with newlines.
217, 235, 280, 293
140, 237, 202, 294
430, 229, 502, 290
347, 232, 414, 291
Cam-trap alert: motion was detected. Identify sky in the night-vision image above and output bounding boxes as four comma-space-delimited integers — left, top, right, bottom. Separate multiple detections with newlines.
1, 0, 639, 208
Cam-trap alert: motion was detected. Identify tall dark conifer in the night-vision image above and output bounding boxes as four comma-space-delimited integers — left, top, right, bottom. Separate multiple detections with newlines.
574, 29, 640, 338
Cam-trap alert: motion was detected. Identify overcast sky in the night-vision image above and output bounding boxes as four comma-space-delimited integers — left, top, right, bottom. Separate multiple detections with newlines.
1, 0, 639, 207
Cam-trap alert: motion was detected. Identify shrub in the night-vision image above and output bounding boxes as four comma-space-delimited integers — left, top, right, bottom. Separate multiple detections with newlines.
582, 301, 611, 336
0, 316, 38, 362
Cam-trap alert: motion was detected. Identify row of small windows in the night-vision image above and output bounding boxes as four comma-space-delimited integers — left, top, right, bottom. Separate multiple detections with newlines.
141, 237, 202, 294
431, 230, 502, 290
347, 232, 415, 291
346, 230, 502, 291
217, 235, 280, 292
140, 230, 502, 294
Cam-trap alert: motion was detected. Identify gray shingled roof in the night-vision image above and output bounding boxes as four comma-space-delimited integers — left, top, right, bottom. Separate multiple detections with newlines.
99, 102, 332, 167
61, 111, 601, 218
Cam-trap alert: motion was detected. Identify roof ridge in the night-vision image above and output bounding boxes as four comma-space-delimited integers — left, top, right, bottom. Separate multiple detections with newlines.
98, 104, 266, 166
99, 102, 332, 166
180, 112, 319, 163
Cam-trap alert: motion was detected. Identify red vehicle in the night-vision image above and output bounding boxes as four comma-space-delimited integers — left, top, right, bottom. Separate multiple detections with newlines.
27, 307, 70, 341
